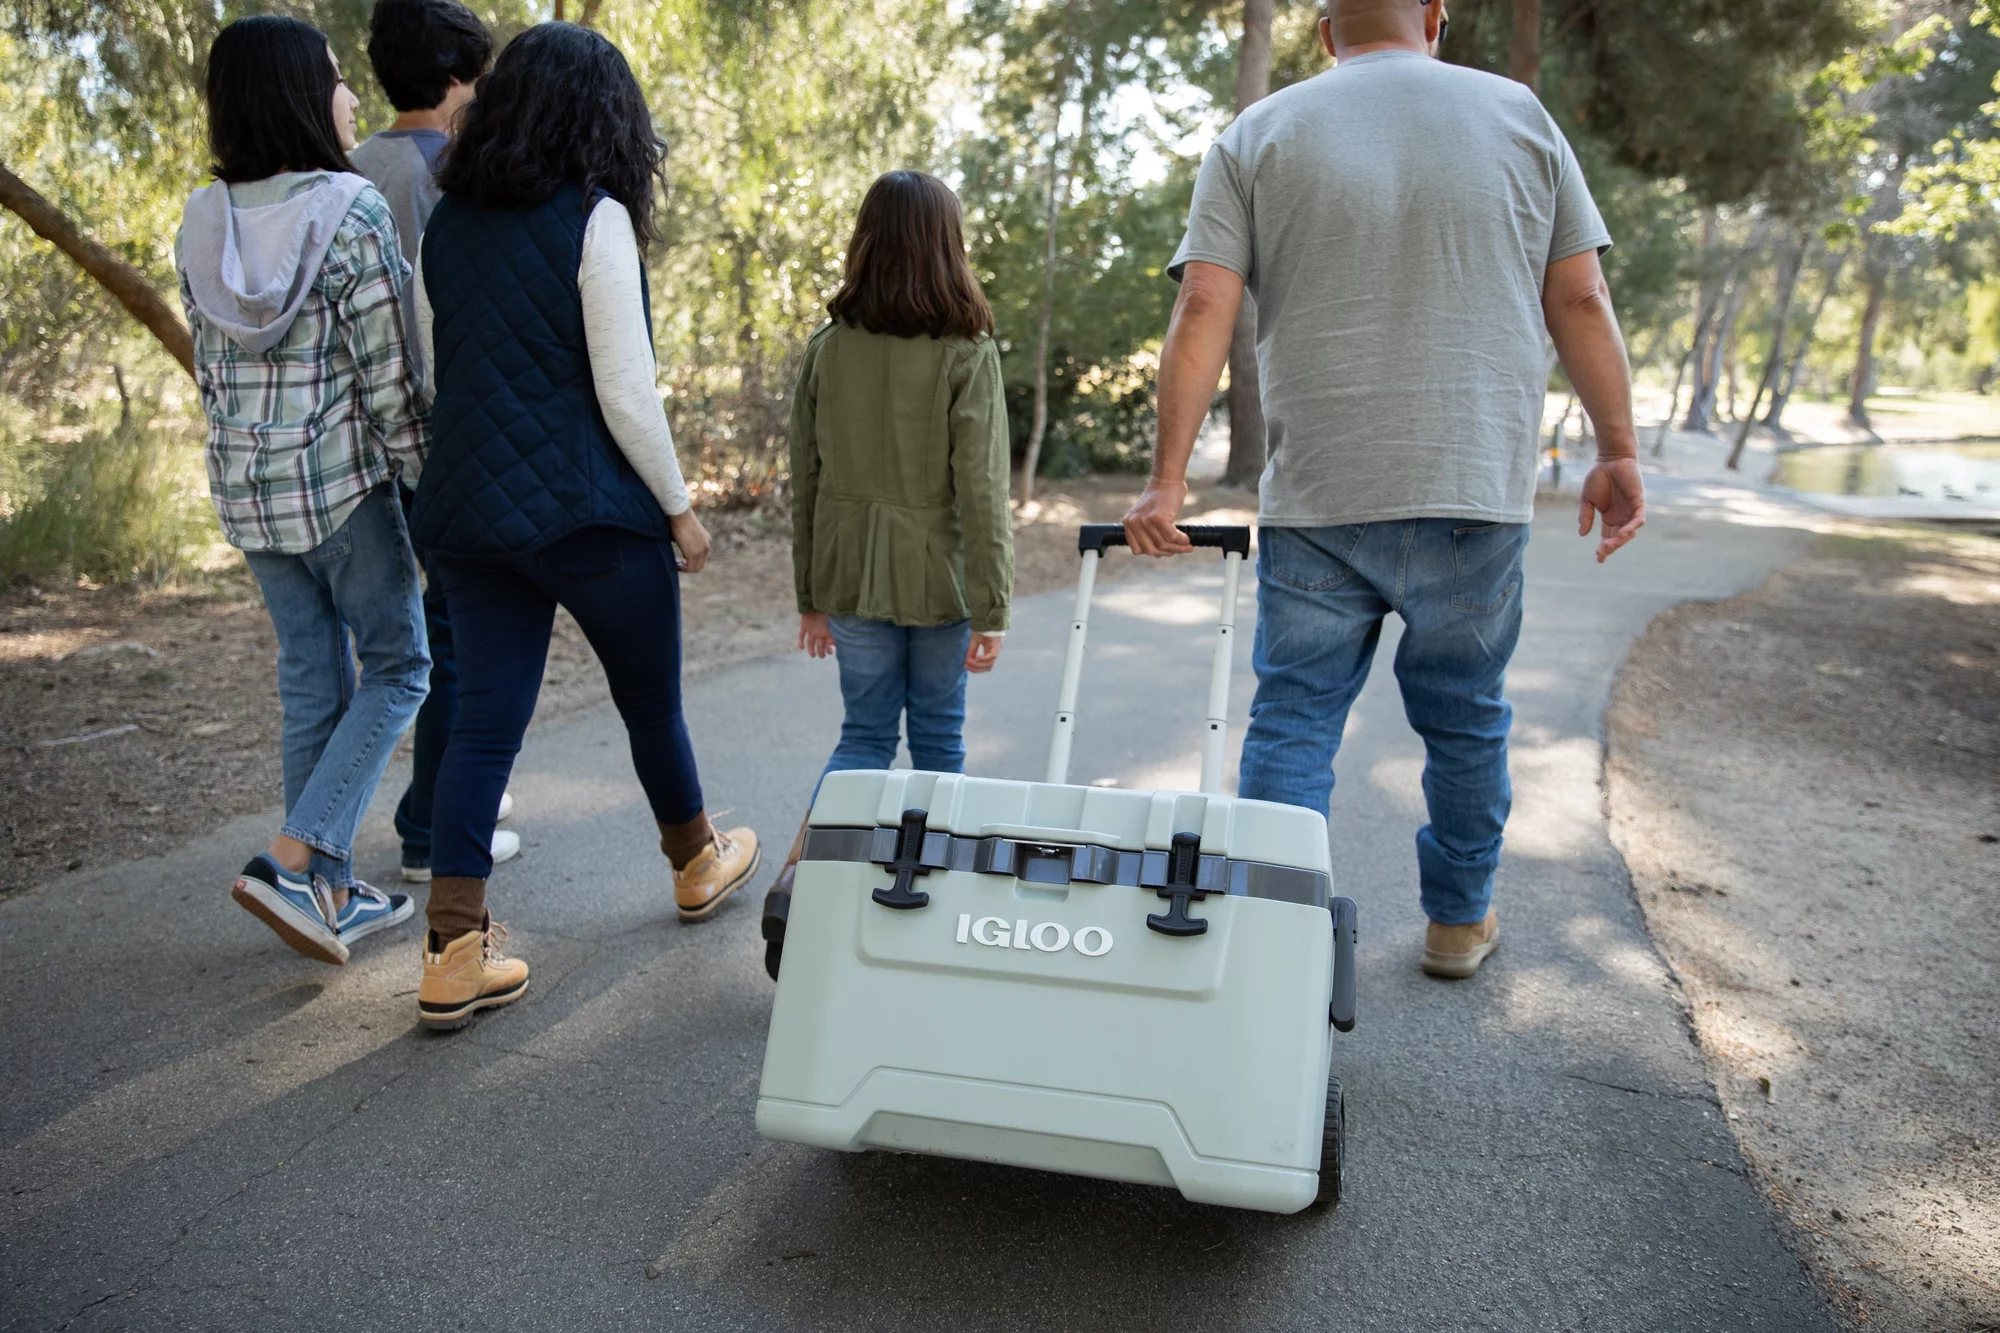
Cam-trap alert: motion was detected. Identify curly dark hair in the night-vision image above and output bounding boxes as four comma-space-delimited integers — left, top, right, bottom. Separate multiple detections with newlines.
828, 171, 993, 341
204, 15, 354, 183
366, 0, 492, 113
434, 22, 666, 252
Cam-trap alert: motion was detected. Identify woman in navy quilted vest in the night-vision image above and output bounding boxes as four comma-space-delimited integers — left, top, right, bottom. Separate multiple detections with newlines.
407, 21, 759, 1030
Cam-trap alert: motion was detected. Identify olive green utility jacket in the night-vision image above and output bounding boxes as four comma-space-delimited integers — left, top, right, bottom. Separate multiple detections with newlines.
789, 322, 1014, 632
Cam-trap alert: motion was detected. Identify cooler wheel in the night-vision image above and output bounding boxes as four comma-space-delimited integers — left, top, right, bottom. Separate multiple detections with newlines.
1313, 1074, 1345, 1209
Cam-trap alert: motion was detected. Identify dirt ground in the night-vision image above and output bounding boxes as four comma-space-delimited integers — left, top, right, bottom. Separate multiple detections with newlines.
0, 475, 1250, 898
1607, 525, 2000, 1331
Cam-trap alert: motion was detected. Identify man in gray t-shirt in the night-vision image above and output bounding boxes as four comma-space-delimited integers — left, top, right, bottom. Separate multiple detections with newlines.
1124, 0, 1646, 979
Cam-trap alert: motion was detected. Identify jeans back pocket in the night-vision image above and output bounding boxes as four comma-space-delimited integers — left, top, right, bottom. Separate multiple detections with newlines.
1261, 524, 1367, 593
1449, 522, 1526, 615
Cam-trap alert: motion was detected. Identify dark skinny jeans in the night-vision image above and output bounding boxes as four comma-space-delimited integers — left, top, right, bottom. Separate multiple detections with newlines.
428, 525, 705, 884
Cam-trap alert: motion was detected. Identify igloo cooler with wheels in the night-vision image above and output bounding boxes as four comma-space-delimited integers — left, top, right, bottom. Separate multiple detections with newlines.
755, 524, 1358, 1214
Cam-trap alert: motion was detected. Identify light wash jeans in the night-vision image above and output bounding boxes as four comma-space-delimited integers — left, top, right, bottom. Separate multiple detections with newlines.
822, 617, 973, 779
1240, 520, 1528, 926
243, 485, 430, 889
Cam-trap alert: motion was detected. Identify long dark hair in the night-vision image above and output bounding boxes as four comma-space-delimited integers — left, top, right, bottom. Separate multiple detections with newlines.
204, 15, 354, 183
828, 171, 993, 341
435, 22, 666, 252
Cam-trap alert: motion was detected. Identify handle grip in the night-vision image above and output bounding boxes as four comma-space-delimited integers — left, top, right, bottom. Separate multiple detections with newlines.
1329, 896, 1358, 1033
1079, 523, 1252, 557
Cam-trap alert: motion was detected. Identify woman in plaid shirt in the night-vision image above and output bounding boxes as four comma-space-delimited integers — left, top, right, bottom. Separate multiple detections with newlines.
176, 15, 430, 967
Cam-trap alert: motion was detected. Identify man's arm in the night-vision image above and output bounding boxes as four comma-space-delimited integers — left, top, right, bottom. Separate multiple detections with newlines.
1123, 261, 1244, 556
1543, 248, 1646, 563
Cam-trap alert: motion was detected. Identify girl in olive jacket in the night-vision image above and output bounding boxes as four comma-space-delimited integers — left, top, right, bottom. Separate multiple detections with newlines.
761, 169, 1014, 977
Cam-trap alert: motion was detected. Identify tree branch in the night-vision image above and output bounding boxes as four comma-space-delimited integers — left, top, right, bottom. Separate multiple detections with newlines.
0, 158, 194, 379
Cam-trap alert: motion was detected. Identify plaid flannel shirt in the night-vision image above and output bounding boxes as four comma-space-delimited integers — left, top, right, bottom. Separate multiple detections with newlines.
178, 184, 428, 555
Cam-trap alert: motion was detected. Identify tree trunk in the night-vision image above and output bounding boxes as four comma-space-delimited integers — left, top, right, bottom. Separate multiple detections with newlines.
1511, 0, 1543, 90
1223, 0, 1275, 491
1766, 255, 1844, 429
1653, 340, 1694, 456
1848, 267, 1886, 432
1019, 117, 1066, 507
1722, 316, 1741, 421
1685, 274, 1743, 432
0, 159, 193, 378
1727, 237, 1805, 470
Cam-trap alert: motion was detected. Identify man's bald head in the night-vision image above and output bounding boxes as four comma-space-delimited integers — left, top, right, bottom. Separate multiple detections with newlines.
1320, 0, 1444, 59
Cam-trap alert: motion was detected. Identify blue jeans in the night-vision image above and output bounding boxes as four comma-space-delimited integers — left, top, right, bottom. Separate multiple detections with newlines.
1240, 520, 1528, 926
243, 485, 430, 889
429, 526, 704, 883
823, 617, 972, 779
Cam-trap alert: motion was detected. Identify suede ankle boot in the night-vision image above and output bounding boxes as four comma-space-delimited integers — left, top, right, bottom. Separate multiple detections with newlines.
660, 812, 760, 921
418, 915, 529, 1031
1421, 908, 1500, 979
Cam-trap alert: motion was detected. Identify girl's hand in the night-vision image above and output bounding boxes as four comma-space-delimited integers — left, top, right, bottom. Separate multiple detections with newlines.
966, 633, 1002, 674
799, 612, 835, 659
669, 509, 711, 574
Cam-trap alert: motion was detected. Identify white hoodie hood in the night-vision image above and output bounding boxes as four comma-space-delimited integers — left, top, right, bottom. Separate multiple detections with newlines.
179, 172, 371, 354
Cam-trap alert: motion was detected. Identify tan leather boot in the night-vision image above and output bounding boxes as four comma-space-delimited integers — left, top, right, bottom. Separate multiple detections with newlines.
673, 825, 760, 921
418, 917, 529, 1030
1422, 908, 1500, 979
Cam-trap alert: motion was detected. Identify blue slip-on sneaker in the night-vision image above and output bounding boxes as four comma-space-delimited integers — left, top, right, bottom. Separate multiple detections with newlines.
232, 854, 349, 965
333, 879, 415, 947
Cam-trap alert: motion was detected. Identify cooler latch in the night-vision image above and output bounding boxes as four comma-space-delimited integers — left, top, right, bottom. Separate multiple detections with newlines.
871, 808, 937, 910
1144, 832, 1221, 937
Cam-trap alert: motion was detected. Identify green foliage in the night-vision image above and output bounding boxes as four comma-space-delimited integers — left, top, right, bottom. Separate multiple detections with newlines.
955, 0, 1222, 477
1444, 0, 1861, 205
7, 0, 2000, 551
1891, 7, 2000, 241
0, 406, 218, 585
606, 0, 948, 504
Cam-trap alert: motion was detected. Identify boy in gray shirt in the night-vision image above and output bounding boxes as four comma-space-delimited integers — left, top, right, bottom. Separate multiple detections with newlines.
349, 0, 488, 387
349, 0, 516, 884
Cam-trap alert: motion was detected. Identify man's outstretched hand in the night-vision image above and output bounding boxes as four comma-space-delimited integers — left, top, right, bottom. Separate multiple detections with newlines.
1122, 477, 1194, 557
1579, 457, 1647, 563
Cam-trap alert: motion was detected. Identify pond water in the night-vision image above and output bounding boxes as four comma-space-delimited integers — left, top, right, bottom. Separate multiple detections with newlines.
1771, 441, 2000, 504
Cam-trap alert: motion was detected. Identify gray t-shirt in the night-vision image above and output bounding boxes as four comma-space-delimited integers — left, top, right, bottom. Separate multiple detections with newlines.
348, 129, 446, 384
1172, 51, 1610, 527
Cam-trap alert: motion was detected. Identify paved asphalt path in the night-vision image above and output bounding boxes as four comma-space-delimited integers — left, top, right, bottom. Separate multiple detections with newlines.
2, 481, 1833, 1332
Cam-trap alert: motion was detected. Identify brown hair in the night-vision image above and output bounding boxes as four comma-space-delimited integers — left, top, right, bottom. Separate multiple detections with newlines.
827, 171, 994, 341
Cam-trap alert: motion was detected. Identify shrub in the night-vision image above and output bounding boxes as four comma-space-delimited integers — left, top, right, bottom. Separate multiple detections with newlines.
0, 408, 219, 586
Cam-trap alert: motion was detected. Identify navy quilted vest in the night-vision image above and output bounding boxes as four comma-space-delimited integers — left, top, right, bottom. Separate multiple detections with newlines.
411, 184, 669, 556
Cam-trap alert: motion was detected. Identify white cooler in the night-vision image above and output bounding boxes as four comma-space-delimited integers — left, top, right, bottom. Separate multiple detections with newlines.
756, 525, 1358, 1214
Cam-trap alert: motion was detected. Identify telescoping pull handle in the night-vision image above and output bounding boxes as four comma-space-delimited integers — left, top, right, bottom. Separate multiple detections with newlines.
1047, 524, 1253, 794
1076, 524, 1253, 556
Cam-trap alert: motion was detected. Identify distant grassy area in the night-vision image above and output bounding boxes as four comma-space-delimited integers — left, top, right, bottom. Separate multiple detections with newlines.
0, 406, 220, 587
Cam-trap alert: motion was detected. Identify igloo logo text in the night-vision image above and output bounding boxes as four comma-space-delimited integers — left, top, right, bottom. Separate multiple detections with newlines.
954, 913, 1112, 957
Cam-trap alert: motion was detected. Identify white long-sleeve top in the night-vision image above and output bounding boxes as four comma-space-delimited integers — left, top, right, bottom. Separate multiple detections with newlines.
415, 196, 691, 517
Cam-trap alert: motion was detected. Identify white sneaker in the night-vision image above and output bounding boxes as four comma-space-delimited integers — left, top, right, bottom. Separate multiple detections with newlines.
497, 791, 514, 822
399, 828, 523, 883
